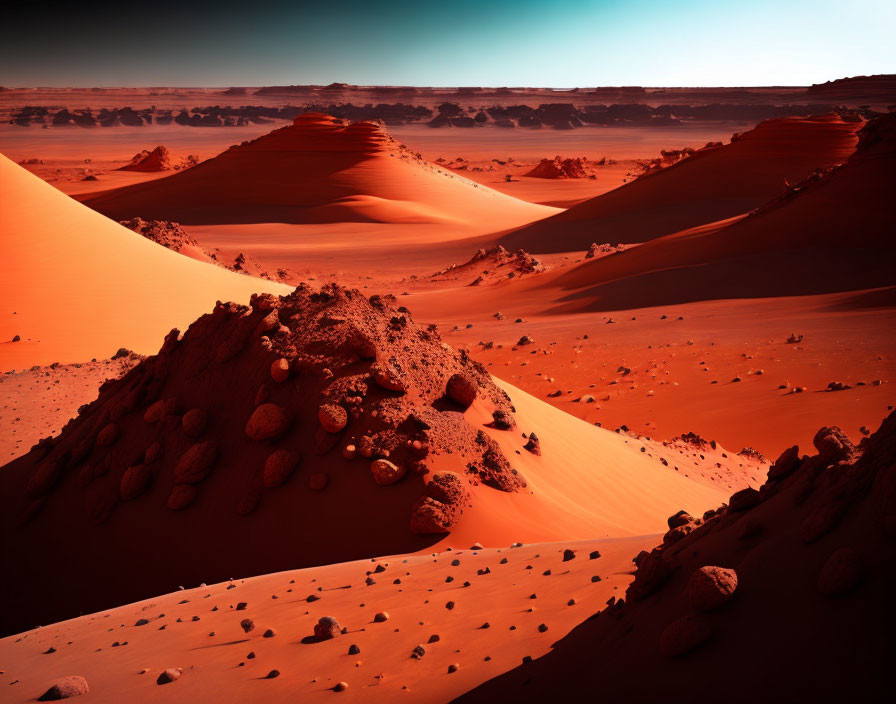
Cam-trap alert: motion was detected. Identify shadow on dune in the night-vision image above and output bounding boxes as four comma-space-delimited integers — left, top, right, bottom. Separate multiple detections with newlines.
545, 248, 896, 314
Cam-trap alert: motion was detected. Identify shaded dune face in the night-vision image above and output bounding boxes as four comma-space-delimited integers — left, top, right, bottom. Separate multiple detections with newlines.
500, 115, 860, 253
79, 113, 556, 226
518, 113, 896, 312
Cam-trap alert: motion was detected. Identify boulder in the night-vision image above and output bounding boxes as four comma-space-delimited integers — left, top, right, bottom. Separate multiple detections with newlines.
687, 566, 738, 610
156, 668, 182, 685
245, 404, 289, 441
446, 373, 478, 407
120, 465, 152, 501
263, 449, 299, 488
314, 616, 341, 640
181, 408, 208, 438
371, 459, 405, 486
173, 441, 218, 484
38, 676, 89, 700
318, 404, 348, 433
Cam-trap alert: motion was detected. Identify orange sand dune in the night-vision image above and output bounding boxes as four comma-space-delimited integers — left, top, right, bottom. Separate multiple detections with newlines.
500, 115, 859, 253
79, 114, 557, 227
0, 154, 290, 370
546, 114, 896, 311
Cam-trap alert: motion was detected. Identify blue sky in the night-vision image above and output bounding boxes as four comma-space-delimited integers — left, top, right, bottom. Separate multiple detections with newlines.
2, 0, 894, 86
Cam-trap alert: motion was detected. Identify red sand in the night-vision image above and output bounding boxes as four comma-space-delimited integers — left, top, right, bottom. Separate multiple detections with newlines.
1, 94, 893, 704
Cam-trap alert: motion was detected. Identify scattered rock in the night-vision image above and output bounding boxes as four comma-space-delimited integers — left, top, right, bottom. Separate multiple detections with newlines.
156, 668, 182, 685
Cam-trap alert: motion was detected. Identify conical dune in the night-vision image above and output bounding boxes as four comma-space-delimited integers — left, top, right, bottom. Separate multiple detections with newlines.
81, 114, 558, 227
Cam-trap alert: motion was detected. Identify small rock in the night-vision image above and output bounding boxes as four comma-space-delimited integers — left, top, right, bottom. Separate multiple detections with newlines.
371, 458, 405, 486
270, 358, 290, 383
156, 668, 182, 685
319, 404, 348, 433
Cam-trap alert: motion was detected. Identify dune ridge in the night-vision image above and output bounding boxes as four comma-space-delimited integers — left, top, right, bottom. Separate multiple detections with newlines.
500, 114, 860, 253
543, 112, 896, 310
0, 154, 290, 369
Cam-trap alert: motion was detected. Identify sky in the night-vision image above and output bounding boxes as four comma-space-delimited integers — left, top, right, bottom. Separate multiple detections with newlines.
2, 0, 894, 87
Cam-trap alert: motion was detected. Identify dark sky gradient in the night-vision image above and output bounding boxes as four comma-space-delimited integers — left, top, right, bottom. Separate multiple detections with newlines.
2, 0, 893, 87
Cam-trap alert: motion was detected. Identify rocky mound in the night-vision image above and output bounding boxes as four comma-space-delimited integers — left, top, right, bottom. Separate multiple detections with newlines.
454, 411, 896, 702
0, 284, 526, 634
119, 146, 171, 172
428, 246, 545, 286
118, 218, 200, 253
524, 156, 593, 179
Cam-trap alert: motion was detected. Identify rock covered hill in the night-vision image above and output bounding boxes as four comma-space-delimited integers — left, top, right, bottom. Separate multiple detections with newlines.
455, 410, 896, 702
0, 285, 525, 634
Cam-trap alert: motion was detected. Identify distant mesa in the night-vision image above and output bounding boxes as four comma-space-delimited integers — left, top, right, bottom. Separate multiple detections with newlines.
807, 73, 896, 100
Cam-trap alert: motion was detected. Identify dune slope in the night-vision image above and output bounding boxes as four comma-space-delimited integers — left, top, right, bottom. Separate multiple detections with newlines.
80, 114, 557, 227
544, 112, 896, 311
500, 114, 859, 253
0, 154, 289, 369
